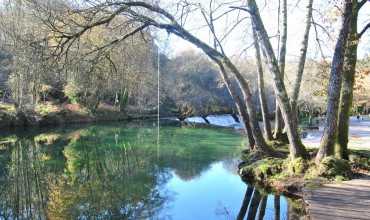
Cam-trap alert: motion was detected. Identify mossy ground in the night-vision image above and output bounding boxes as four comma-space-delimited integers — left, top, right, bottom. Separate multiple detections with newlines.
239, 145, 370, 195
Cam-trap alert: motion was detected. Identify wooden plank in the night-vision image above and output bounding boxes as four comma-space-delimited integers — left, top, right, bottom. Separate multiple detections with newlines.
303, 176, 370, 220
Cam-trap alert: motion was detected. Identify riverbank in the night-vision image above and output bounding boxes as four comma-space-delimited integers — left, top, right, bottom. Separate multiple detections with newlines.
0, 102, 165, 129
238, 145, 370, 199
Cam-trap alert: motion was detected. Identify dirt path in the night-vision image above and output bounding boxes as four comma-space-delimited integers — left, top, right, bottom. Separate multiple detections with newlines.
303, 175, 370, 220
302, 116, 370, 150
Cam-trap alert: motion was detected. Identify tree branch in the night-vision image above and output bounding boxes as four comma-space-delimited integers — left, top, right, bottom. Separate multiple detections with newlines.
358, 0, 368, 10
229, 6, 254, 15
358, 22, 370, 38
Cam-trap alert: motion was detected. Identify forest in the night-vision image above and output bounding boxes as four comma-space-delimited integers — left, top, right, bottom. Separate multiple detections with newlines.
0, 0, 370, 219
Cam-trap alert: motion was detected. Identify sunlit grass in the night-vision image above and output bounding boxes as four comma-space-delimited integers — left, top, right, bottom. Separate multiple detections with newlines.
0, 103, 16, 113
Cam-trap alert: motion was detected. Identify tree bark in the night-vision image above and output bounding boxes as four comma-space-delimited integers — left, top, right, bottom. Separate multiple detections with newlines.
336, 0, 359, 160
291, 0, 314, 115
316, 0, 353, 163
252, 27, 273, 141
247, 0, 308, 159
274, 0, 288, 139
216, 62, 256, 148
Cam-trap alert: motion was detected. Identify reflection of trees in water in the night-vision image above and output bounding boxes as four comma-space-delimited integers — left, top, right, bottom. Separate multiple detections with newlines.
0, 138, 56, 219
49, 127, 170, 219
236, 186, 303, 220
0, 123, 243, 219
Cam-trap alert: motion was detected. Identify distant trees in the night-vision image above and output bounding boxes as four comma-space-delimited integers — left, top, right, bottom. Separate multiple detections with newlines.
161, 51, 235, 117
0, 0, 158, 113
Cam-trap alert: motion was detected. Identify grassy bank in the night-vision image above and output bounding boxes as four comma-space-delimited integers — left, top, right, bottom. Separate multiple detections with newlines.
238, 144, 370, 196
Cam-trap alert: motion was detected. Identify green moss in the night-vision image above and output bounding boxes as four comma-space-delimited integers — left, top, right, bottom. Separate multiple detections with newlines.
240, 157, 284, 183
284, 157, 309, 175
317, 156, 352, 180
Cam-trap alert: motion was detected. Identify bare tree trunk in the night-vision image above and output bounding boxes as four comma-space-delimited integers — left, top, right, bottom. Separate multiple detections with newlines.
247, 0, 308, 159
252, 27, 273, 141
221, 58, 273, 154
274, 0, 288, 139
316, 0, 353, 163
291, 0, 314, 114
216, 62, 256, 148
336, 1, 359, 160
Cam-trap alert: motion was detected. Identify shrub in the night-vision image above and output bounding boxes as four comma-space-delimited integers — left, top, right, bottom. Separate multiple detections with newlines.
64, 82, 79, 104
317, 156, 352, 180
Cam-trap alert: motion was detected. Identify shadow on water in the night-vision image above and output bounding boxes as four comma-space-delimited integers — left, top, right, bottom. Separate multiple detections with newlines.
0, 120, 305, 219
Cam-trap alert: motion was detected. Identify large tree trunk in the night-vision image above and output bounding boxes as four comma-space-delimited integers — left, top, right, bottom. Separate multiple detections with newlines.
291, 0, 314, 115
247, 0, 308, 159
216, 62, 256, 148
316, 0, 353, 163
222, 58, 273, 154
336, 1, 359, 160
252, 27, 273, 141
274, 0, 288, 139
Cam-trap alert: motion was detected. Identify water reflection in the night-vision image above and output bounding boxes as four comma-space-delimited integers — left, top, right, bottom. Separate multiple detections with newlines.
0, 122, 303, 219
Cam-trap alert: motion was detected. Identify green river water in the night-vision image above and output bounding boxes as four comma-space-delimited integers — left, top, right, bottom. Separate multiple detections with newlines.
0, 121, 304, 219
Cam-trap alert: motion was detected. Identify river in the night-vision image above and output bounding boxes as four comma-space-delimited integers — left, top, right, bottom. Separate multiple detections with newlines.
0, 120, 304, 219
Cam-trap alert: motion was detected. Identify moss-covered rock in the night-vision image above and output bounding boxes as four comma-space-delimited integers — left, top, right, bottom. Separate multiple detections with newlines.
317, 157, 352, 180
239, 157, 284, 183
285, 157, 309, 175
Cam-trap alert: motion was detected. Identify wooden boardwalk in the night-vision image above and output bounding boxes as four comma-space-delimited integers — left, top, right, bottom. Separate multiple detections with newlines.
303, 175, 370, 220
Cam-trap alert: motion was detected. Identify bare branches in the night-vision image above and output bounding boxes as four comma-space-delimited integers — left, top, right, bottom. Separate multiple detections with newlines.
229, 6, 253, 15
358, 22, 370, 38
358, 0, 368, 10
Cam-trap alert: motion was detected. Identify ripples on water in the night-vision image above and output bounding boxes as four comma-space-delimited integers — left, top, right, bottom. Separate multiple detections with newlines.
0, 120, 304, 219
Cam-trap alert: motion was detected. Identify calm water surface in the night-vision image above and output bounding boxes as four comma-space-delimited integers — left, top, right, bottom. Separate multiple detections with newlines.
0, 121, 304, 219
